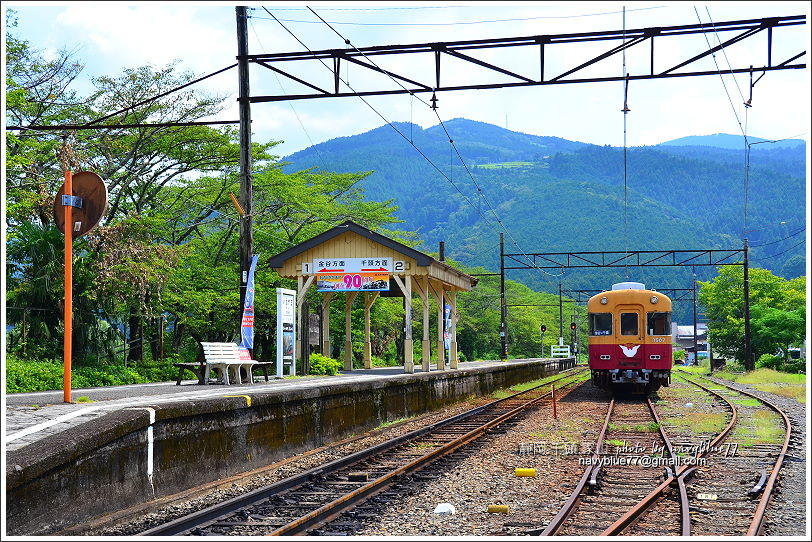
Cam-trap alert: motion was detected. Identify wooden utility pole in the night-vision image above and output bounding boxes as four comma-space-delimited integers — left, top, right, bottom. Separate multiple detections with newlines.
236, 6, 253, 312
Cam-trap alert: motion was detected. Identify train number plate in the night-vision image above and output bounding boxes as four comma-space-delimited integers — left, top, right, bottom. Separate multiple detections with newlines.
696, 493, 718, 501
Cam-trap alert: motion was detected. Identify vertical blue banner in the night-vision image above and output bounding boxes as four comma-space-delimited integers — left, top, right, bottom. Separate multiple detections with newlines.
443, 303, 451, 351
240, 255, 259, 351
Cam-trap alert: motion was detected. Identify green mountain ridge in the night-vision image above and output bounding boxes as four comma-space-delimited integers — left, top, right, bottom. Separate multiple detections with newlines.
281, 119, 806, 321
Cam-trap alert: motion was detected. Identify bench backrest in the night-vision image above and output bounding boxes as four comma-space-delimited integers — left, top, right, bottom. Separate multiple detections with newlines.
201, 342, 242, 362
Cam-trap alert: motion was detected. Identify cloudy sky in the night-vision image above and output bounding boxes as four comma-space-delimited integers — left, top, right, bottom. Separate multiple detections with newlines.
5, 1, 810, 158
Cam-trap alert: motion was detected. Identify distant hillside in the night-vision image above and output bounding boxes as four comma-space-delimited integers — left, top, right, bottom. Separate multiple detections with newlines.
280, 119, 806, 320
659, 133, 806, 150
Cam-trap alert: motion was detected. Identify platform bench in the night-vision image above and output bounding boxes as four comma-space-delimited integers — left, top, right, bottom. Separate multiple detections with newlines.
173, 342, 262, 385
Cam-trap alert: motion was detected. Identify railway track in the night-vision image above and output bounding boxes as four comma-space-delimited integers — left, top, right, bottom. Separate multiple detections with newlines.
676, 373, 792, 536
535, 395, 690, 536
534, 372, 792, 537
141, 368, 588, 536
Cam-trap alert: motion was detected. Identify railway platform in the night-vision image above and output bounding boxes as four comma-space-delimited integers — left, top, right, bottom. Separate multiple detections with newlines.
5, 357, 575, 536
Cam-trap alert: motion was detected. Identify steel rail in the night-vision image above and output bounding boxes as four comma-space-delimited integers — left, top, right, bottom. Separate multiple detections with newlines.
536, 398, 614, 535
141, 367, 586, 536
600, 374, 739, 536
598, 398, 690, 536
268, 373, 587, 536
680, 376, 793, 535
674, 373, 791, 535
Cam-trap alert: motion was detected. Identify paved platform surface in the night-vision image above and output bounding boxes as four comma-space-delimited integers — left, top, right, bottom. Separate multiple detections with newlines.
4, 359, 540, 453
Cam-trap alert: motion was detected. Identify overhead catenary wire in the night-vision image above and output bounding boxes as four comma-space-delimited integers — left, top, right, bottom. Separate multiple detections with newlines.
693, 7, 751, 239
622, 5, 630, 280
258, 7, 500, 236
749, 227, 805, 247
250, 4, 666, 26
299, 5, 565, 279
750, 239, 807, 261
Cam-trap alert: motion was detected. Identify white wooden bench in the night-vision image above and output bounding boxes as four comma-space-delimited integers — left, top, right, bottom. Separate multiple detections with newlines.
200, 342, 258, 385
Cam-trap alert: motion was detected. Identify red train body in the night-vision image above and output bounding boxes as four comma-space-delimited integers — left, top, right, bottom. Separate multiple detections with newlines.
587, 282, 673, 393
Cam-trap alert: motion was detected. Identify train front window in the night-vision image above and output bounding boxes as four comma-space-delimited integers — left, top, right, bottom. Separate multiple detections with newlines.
590, 313, 612, 336
647, 312, 671, 335
620, 313, 638, 336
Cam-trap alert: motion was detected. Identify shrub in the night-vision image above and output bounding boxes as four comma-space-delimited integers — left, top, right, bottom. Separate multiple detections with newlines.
6, 357, 64, 393
756, 353, 783, 371
782, 359, 805, 374
6, 354, 181, 393
309, 353, 342, 376
371, 355, 400, 367
673, 349, 686, 362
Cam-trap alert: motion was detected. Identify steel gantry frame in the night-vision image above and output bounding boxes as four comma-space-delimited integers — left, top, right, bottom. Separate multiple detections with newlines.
243, 15, 805, 103
499, 246, 748, 365
502, 248, 744, 270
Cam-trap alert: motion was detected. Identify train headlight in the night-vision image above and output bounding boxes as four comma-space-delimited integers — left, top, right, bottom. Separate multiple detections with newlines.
650, 296, 658, 304
600, 296, 608, 304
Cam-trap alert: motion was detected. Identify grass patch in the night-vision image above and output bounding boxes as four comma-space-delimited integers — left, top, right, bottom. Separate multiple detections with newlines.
676, 365, 711, 375
408, 442, 436, 449
734, 410, 785, 446
609, 422, 661, 432
664, 411, 728, 434
713, 368, 806, 404
75, 396, 94, 403
750, 383, 807, 404
734, 369, 806, 385
731, 398, 762, 407
606, 439, 627, 447
377, 416, 412, 429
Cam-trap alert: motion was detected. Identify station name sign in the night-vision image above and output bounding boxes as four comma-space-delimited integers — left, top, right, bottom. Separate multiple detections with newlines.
305, 257, 401, 292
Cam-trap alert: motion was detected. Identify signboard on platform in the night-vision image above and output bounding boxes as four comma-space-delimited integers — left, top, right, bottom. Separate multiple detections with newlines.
276, 288, 296, 377
313, 257, 391, 292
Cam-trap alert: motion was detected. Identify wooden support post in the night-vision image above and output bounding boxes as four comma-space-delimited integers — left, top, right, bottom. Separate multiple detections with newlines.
393, 275, 414, 373
421, 275, 431, 371
363, 292, 379, 369
403, 275, 414, 373
431, 282, 445, 368
295, 275, 314, 361
322, 292, 333, 357
344, 292, 358, 370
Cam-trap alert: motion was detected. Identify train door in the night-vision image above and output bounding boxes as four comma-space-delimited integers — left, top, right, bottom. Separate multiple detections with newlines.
616, 306, 643, 366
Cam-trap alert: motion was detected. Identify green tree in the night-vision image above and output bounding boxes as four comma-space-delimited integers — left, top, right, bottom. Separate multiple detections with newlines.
698, 266, 805, 370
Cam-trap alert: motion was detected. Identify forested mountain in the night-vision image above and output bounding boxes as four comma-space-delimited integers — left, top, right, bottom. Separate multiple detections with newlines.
283, 119, 807, 321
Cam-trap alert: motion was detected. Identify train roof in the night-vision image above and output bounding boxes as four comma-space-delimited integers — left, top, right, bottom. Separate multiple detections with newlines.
587, 283, 672, 309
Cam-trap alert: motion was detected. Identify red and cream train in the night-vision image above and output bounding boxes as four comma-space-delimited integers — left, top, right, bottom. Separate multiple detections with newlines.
587, 282, 673, 393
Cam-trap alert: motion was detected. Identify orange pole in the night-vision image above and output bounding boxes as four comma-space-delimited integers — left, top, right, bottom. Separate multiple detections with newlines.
552, 384, 557, 419
64, 170, 73, 403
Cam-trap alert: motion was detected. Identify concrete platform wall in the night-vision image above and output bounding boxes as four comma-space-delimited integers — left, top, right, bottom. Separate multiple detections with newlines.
6, 359, 570, 535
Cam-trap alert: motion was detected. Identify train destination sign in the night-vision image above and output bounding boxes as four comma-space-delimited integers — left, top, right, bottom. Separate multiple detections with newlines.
311, 257, 392, 292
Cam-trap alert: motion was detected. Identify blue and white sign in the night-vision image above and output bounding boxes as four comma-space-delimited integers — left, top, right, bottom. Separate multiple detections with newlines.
239, 255, 259, 351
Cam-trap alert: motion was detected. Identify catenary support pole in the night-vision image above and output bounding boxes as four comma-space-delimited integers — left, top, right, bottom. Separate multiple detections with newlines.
500, 233, 508, 360
743, 238, 753, 370
236, 6, 253, 314
692, 267, 698, 362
